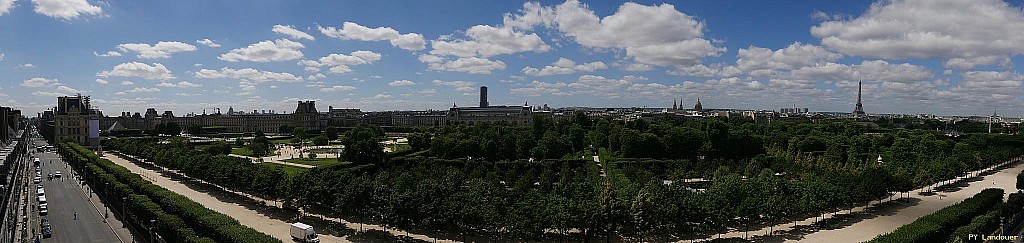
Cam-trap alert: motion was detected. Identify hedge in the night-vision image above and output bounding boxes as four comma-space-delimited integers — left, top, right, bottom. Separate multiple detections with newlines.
869, 188, 1004, 242
60, 142, 277, 243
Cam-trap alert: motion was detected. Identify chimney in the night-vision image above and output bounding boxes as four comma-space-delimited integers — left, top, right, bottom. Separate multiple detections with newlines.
480, 86, 489, 108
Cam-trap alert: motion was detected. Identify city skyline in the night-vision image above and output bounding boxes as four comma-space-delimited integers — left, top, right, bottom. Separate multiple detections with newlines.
1, 0, 1023, 116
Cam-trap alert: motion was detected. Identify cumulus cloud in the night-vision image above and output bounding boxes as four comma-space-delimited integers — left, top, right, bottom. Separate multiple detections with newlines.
298, 50, 382, 74
737, 42, 842, 72
157, 81, 202, 88
320, 85, 356, 92
319, 22, 425, 51
117, 41, 197, 59
16, 63, 34, 68
125, 87, 160, 93
32, 0, 103, 20
943, 55, 1013, 70
432, 79, 477, 92
504, 1, 724, 68
196, 39, 221, 47
194, 67, 303, 83
34, 86, 79, 97
218, 39, 304, 62
96, 62, 176, 80
812, 0, 1024, 60
95, 79, 108, 84
0, 0, 13, 15
522, 57, 607, 76
789, 60, 933, 83
94, 51, 122, 57
21, 77, 60, 87
273, 24, 315, 41
388, 80, 416, 86
424, 57, 506, 74
120, 81, 134, 85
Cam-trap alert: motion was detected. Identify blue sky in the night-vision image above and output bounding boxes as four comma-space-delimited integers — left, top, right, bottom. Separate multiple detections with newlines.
1, 0, 1023, 116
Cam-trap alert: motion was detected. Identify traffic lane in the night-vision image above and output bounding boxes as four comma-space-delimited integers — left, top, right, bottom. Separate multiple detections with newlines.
38, 150, 120, 243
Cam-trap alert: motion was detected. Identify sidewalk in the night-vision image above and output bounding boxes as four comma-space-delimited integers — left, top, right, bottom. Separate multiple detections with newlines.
697, 156, 1023, 242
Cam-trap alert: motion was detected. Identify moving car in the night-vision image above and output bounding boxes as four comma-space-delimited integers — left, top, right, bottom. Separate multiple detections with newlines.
290, 222, 320, 243
54, 171, 61, 178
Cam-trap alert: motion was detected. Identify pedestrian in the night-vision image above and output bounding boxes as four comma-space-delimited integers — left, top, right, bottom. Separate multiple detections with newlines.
74, 211, 77, 220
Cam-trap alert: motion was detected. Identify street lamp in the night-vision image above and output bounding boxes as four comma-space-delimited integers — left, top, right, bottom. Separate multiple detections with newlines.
149, 219, 156, 243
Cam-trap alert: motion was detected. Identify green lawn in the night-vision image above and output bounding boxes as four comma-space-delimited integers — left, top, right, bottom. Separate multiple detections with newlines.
280, 158, 345, 167
231, 148, 254, 156
260, 163, 307, 176
270, 139, 293, 144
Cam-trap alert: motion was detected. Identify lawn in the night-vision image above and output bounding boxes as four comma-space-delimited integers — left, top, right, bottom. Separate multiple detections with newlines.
231, 148, 254, 156
281, 158, 345, 167
260, 163, 307, 176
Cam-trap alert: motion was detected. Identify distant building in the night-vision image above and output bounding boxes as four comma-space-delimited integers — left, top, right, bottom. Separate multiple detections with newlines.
693, 97, 703, 111
53, 95, 101, 146
852, 81, 866, 118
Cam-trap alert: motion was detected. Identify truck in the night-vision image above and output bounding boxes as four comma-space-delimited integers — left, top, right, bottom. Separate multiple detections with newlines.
290, 222, 320, 243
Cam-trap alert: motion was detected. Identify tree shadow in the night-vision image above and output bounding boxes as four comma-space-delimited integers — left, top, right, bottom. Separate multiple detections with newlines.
347, 229, 429, 243
746, 198, 922, 242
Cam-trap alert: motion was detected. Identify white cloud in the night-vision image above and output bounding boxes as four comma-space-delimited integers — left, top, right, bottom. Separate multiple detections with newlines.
120, 80, 134, 85
430, 24, 550, 58
953, 71, 1022, 97
116, 41, 197, 59
412, 89, 436, 95
320, 85, 356, 92
175, 93, 196, 97
96, 62, 176, 80
0, 0, 13, 16
93, 51, 122, 57
32, 0, 102, 20
218, 39, 304, 62
298, 50, 382, 74
0, 52, 4, 61
388, 80, 416, 86
32, 85, 79, 96
505, 1, 724, 67
194, 67, 303, 83
789, 60, 933, 83
157, 81, 202, 88
125, 87, 160, 93
273, 24, 315, 41
943, 55, 1013, 70
21, 77, 60, 87
426, 57, 506, 74
522, 57, 607, 76
432, 79, 477, 92
306, 73, 325, 81
95, 79, 108, 84
196, 39, 221, 47
736, 42, 842, 72
16, 63, 34, 68
811, 0, 1024, 59
319, 22, 425, 51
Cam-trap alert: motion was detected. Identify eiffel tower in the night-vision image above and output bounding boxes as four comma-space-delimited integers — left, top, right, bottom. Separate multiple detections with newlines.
852, 80, 866, 118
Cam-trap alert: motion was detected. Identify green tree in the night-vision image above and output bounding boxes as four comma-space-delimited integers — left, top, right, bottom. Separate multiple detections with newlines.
294, 128, 308, 141
279, 124, 294, 134
186, 124, 204, 135
324, 126, 339, 140
312, 135, 329, 146
341, 125, 385, 164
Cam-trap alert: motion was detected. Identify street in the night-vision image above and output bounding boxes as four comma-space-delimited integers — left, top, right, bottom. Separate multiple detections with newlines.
29, 138, 122, 243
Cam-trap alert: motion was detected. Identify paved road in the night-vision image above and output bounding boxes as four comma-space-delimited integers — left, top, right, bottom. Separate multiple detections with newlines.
31, 139, 123, 243
791, 160, 1024, 242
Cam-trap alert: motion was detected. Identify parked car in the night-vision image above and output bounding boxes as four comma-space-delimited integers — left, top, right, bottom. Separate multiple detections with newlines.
39, 203, 47, 215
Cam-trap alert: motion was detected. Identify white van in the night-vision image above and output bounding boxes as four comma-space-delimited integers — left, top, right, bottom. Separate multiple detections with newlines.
290, 222, 320, 243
